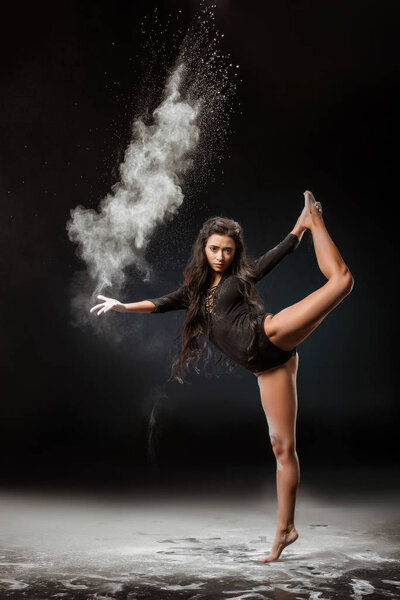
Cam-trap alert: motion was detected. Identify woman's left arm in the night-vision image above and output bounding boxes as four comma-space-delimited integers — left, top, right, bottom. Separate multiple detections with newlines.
252, 223, 306, 283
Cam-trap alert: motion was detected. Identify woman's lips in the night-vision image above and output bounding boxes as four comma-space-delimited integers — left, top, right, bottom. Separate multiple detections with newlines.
215, 263, 224, 267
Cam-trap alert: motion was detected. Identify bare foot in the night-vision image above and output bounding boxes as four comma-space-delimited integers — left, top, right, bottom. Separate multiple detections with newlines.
297, 190, 323, 230
259, 526, 299, 562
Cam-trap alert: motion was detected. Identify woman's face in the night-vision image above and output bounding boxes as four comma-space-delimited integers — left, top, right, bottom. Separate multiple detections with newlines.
204, 234, 236, 274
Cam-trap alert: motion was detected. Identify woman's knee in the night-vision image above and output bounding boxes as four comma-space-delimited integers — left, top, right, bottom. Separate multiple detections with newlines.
332, 269, 354, 297
270, 434, 296, 460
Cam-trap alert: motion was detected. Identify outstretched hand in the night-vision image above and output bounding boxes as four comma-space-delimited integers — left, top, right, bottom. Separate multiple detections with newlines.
90, 295, 126, 315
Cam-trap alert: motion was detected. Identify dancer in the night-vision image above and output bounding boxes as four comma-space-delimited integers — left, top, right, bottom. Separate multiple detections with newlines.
90, 191, 353, 562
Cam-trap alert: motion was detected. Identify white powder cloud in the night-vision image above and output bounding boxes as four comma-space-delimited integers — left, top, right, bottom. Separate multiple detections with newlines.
67, 63, 201, 295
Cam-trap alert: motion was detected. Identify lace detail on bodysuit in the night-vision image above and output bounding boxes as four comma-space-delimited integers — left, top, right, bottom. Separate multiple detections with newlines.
205, 285, 218, 316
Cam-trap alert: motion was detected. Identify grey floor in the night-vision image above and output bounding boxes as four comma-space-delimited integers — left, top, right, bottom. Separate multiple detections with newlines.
0, 468, 399, 599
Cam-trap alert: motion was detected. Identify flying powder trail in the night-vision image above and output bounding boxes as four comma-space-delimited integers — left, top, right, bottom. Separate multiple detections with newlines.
66, 4, 238, 305
67, 63, 200, 293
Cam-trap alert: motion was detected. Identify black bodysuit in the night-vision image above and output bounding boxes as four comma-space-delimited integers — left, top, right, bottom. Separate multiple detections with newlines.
148, 233, 300, 374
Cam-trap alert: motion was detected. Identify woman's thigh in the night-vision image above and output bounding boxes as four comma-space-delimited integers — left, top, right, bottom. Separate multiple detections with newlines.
264, 276, 351, 351
257, 353, 299, 447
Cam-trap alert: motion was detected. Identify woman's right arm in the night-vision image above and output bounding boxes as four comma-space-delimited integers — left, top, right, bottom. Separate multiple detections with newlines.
90, 295, 155, 315
124, 300, 157, 313
90, 287, 187, 316
146, 286, 188, 313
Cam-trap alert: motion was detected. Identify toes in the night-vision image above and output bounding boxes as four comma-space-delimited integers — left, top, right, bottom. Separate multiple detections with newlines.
259, 554, 277, 563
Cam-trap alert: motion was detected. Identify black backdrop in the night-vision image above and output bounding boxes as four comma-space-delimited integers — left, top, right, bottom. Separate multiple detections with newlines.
1, 0, 398, 489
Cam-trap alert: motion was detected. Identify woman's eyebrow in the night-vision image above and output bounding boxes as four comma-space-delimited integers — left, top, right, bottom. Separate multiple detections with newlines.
209, 244, 234, 249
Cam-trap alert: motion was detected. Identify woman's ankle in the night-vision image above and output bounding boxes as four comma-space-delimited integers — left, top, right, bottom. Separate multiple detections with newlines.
310, 214, 325, 231
277, 522, 296, 533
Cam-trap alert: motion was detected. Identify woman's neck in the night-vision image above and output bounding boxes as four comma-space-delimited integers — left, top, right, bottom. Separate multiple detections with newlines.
209, 272, 223, 288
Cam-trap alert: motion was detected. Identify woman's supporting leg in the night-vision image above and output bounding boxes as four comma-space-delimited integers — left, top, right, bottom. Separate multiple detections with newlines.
257, 352, 300, 562
265, 191, 354, 351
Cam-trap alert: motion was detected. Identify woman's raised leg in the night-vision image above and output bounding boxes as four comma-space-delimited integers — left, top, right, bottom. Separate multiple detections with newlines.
265, 191, 354, 350
257, 352, 300, 562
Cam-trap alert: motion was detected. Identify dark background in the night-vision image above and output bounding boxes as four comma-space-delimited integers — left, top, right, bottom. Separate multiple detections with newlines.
1, 0, 398, 492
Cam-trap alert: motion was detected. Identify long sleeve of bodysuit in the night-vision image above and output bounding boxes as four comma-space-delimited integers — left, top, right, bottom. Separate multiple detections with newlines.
251, 233, 300, 283
147, 285, 188, 313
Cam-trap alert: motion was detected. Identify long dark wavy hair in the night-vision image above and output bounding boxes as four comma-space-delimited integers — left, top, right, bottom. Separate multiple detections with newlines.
170, 216, 265, 383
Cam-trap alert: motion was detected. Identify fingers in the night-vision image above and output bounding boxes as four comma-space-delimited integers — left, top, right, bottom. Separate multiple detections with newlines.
100, 303, 115, 314
314, 202, 323, 216
90, 295, 119, 315
89, 301, 108, 315
90, 303, 104, 313
304, 190, 321, 212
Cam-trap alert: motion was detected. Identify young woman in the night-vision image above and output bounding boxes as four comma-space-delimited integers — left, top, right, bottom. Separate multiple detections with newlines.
90, 190, 354, 562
